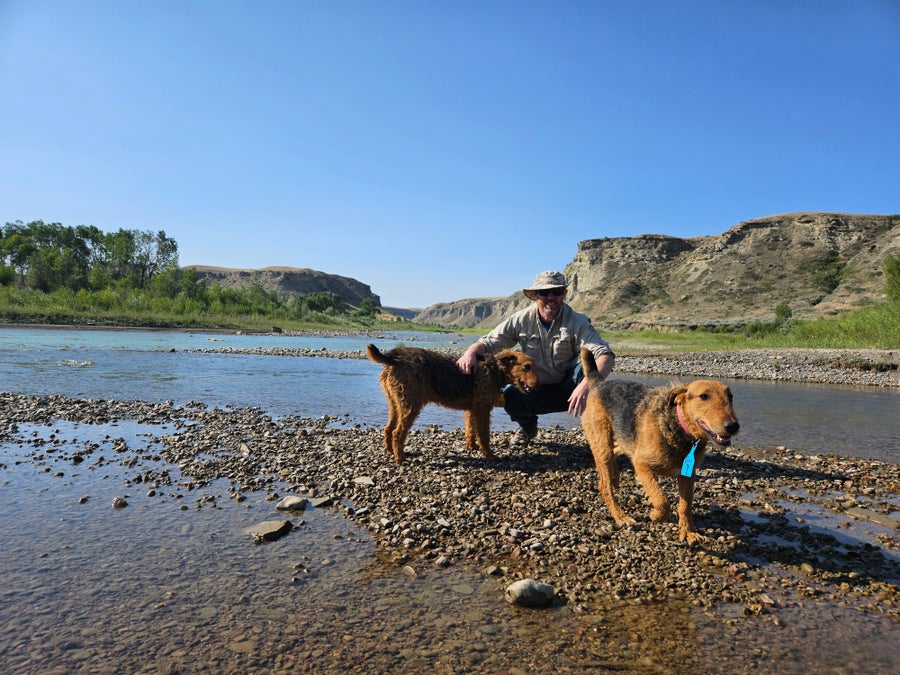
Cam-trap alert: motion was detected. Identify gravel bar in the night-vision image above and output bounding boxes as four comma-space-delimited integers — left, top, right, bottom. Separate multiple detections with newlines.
2, 346, 898, 672
2, 391, 897, 619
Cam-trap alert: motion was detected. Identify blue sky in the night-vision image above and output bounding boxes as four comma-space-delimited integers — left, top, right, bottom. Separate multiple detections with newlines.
2, 1, 898, 308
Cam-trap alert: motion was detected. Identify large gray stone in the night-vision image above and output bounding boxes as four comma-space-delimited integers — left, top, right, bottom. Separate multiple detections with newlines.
504, 579, 555, 607
276, 496, 309, 512
246, 520, 293, 542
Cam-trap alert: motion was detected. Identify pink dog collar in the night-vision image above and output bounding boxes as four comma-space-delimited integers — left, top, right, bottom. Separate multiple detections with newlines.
676, 404, 694, 438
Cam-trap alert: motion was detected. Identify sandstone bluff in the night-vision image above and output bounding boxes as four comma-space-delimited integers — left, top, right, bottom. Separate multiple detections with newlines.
185, 212, 898, 330
189, 265, 381, 309
416, 212, 899, 330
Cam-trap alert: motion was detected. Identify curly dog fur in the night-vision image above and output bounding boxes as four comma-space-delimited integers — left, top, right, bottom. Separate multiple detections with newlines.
580, 348, 740, 544
367, 344, 538, 464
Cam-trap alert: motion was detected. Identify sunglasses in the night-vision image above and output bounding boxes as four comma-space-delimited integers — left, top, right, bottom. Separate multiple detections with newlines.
536, 288, 566, 298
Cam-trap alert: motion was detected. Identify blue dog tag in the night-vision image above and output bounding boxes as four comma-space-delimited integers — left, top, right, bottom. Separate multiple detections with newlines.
681, 442, 699, 478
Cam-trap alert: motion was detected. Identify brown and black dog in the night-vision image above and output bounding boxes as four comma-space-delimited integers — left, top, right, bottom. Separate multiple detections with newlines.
580, 348, 739, 544
366, 344, 538, 464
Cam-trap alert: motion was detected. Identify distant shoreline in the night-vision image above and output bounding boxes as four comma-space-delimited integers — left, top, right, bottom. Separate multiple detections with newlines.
3, 322, 897, 388
184, 343, 900, 389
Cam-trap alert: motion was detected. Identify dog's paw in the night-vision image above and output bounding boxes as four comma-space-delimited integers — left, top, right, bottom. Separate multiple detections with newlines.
649, 505, 672, 522
613, 515, 637, 527
680, 530, 708, 546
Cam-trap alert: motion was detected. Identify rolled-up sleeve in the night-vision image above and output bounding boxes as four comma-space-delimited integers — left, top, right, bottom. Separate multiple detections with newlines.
577, 319, 615, 360
478, 314, 520, 353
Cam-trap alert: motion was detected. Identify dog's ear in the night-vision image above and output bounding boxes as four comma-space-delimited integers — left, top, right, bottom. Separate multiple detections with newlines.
497, 352, 516, 367
667, 386, 688, 407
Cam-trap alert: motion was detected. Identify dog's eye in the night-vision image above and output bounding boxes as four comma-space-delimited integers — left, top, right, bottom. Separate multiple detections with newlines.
699, 393, 710, 401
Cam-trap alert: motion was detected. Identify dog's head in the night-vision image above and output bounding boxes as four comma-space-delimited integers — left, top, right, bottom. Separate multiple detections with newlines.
495, 350, 539, 393
668, 380, 740, 446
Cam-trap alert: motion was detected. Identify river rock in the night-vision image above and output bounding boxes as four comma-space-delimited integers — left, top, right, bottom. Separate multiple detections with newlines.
246, 520, 293, 542
276, 496, 309, 512
504, 579, 556, 608
844, 507, 900, 530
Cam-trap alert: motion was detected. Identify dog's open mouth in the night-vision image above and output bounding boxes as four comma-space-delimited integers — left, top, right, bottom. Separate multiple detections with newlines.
699, 421, 733, 446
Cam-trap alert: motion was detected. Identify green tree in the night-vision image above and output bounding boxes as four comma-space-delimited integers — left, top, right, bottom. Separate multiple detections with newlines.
305, 291, 344, 313
134, 230, 178, 287
2, 221, 36, 285
0, 264, 14, 286
104, 229, 137, 283
355, 297, 378, 318
76, 224, 110, 271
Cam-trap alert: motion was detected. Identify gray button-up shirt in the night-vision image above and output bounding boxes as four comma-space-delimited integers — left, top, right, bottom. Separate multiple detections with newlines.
478, 304, 614, 384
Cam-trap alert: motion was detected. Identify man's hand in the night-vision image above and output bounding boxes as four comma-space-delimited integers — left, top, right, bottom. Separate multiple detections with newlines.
456, 343, 483, 374
567, 378, 590, 417
569, 352, 613, 416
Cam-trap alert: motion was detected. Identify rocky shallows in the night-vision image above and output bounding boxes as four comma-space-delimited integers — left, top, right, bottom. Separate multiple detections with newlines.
1, 390, 897, 622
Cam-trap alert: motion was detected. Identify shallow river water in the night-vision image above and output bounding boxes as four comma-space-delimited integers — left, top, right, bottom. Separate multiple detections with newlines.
1, 327, 897, 460
1, 327, 897, 673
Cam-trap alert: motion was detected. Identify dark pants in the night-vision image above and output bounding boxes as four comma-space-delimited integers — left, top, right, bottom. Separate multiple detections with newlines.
502, 363, 583, 433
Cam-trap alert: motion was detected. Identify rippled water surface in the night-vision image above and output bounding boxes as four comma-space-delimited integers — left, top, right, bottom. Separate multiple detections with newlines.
1, 327, 898, 673
1, 327, 897, 460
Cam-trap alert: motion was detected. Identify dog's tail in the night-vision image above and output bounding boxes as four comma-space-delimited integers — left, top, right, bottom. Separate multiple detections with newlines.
580, 348, 603, 384
366, 343, 394, 365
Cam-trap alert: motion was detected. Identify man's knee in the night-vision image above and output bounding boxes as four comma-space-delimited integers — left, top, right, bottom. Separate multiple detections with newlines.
502, 385, 537, 423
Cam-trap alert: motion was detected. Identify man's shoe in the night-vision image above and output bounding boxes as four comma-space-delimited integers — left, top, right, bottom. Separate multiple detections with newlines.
510, 426, 538, 449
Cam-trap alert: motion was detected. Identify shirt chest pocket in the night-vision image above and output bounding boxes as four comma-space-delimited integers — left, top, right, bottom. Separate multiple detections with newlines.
518, 332, 543, 356
551, 329, 576, 362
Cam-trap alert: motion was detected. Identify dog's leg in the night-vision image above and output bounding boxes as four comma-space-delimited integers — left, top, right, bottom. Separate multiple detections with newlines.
382, 388, 400, 459
390, 405, 420, 464
384, 404, 397, 459
609, 443, 621, 489
596, 454, 636, 526
676, 475, 706, 545
633, 463, 673, 523
584, 416, 636, 526
463, 411, 478, 453
470, 406, 494, 460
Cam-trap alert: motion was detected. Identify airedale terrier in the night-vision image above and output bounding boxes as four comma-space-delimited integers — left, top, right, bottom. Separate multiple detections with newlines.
366, 344, 538, 464
580, 348, 740, 544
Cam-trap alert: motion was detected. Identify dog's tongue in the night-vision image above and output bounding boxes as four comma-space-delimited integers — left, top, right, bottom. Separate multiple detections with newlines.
700, 422, 732, 446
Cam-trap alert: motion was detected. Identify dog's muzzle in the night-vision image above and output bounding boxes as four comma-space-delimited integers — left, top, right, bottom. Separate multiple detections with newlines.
700, 420, 740, 446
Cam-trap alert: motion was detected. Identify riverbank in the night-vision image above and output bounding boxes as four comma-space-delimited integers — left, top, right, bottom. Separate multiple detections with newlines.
5, 322, 898, 387
186, 344, 900, 388
2, 388, 897, 673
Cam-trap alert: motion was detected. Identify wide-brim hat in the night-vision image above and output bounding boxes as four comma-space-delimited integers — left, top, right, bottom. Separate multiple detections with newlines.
523, 270, 568, 300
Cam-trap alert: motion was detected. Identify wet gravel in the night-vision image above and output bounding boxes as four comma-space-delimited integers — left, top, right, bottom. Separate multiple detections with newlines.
1, 347, 898, 673
2, 388, 897, 616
